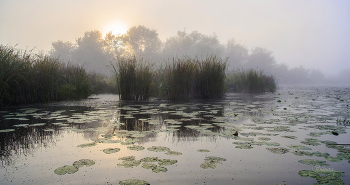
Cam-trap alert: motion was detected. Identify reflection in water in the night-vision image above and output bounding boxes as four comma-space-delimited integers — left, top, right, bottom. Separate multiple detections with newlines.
2, 88, 348, 184
0, 93, 272, 167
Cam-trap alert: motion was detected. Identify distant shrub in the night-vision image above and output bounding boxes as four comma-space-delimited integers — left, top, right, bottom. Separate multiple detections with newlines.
226, 68, 277, 93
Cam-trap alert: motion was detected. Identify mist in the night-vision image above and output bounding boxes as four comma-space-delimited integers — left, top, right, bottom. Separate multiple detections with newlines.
49, 26, 350, 86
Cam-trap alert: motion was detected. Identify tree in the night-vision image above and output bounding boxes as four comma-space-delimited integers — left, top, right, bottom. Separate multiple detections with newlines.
50, 40, 74, 62
121, 25, 162, 60
162, 30, 224, 59
245, 47, 276, 73
224, 38, 248, 70
72, 30, 114, 74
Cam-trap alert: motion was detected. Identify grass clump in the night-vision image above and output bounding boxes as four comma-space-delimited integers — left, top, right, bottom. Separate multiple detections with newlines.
0, 45, 93, 106
226, 68, 277, 93
111, 56, 153, 100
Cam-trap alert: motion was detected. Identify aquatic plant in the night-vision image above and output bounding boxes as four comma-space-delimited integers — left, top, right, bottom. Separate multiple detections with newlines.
147, 146, 171, 152
298, 159, 329, 166
0, 45, 93, 106
54, 165, 79, 175
73, 159, 95, 168
103, 148, 121, 154
111, 56, 153, 100
266, 147, 289, 154
226, 68, 277, 93
119, 179, 150, 185
200, 156, 226, 169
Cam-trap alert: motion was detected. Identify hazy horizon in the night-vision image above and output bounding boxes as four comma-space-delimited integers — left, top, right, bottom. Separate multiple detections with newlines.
1, 0, 350, 77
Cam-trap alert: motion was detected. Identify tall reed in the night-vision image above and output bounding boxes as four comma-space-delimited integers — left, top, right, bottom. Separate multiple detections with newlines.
0, 45, 92, 106
226, 68, 277, 93
195, 55, 227, 98
111, 56, 153, 100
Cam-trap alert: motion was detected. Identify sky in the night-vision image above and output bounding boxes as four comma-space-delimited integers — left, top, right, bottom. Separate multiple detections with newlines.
1, 0, 350, 76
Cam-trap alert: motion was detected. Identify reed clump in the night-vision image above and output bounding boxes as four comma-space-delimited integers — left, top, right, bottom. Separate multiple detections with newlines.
111, 56, 153, 100
226, 68, 277, 93
0, 45, 92, 106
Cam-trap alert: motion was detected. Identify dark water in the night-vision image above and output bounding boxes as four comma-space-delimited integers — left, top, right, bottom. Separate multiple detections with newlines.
0, 87, 349, 185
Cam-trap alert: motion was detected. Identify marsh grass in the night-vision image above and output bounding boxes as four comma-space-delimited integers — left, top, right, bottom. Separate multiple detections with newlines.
0, 45, 92, 106
226, 68, 277, 93
111, 56, 153, 100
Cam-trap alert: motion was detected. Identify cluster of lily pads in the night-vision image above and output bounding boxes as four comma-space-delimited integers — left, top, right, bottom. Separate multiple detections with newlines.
54, 159, 95, 175
117, 155, 177, 173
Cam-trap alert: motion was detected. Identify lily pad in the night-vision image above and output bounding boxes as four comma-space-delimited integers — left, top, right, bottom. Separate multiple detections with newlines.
298, 159, 329, 166
73, 159, 95, 168
158, 159, 177, 166
147, 146, 170, 152
165, 151, 182, 156
281, 135, 297, 139
117, 160, 141, 168
54, 165, 78, 175
197, 149, 210, 152
140, 157, 159, 162
301, 138, 321, 146
119, 156, 136, 161
288, 145, 312, 150
77, 142, 97, 148
103, 148, 121, 154
127, 145, 145, 151
119, 179, 150, 185
200, 156, 226, 169
266, 147, 290, 154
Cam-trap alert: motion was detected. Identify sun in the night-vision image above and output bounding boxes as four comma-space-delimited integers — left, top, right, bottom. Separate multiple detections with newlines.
103, 22, 128, 36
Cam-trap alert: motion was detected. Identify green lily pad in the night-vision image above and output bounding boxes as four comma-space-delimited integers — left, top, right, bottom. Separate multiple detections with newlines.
117, 160, 141, 168
288, 145, 312, 150
147, 146, 170, 152
158, 159, 177, 166
127, 145, 145, 151
266, 142, 280, 146
235, 144, 253, 149
197, 149, 210, 152
103, 148, 121, 154
200, 156, 226, 169
165, 151, 182, 156
298, 170, 320, 178
298, 159, 329, 166
73, 159, 95, 168
140, 157, 159, 162
141, 163, 157, 169
54, 165, 78, 175
258, 137, 271, 141
292, 150, 314, 156
266, 147, 290, 154
301, 138, 321, 146
77, 142, 97, 148
281, 135, 297, 139
131, 133, 146, 138
119, 156, 136, 161
119, 179, 150, 185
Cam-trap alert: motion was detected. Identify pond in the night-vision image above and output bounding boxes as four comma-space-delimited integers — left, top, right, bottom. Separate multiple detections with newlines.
0, 86, 349, 185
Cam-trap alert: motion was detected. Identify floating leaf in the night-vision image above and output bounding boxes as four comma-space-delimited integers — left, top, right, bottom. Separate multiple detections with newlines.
127, 145, 145, 151
119, 179, 150, 185
267, 147, 289, 154
197, 149, 210, 152
103, 148, 120, 154
298, 159, 329, 166
54, 165, 78, 175
147, 146, 170, 152
119, 156, 136, 161
165, 151, 182, 156
288, 145, 312, 150
158, 159, 177, 166
77, 142, 96, 148
117, 160, 141, 168
140, 157, 159, 163
73, 159, 95, 168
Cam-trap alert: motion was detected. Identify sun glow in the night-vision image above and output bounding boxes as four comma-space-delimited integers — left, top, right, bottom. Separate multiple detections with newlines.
103, 22, 128, 36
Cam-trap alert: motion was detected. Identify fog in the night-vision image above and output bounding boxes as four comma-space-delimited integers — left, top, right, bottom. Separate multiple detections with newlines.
1, 0, 350, 86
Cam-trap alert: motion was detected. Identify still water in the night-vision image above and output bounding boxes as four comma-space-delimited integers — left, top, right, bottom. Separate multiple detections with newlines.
1, 86, 349, 185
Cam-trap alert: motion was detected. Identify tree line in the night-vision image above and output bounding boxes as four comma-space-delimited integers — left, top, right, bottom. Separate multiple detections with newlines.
50, 25, 346, 85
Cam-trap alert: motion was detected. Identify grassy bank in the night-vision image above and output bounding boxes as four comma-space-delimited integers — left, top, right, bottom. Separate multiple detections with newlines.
226, 69, 277, 93
0, 45, 92, 106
